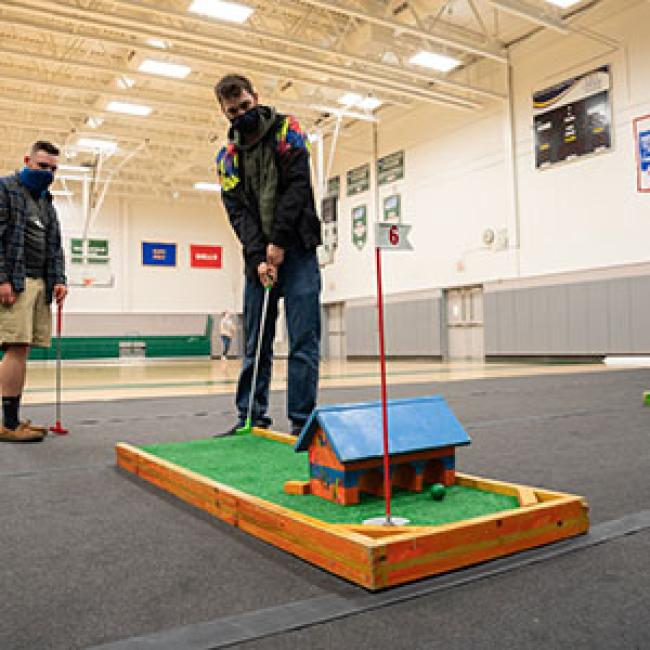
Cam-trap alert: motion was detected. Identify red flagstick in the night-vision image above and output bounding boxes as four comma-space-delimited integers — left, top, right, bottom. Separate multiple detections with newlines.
49, 300, 69, 435
375, 247, 391, 520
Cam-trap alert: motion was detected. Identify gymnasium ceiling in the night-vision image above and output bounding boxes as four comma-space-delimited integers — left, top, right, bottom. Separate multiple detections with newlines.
0, 0, 612, 203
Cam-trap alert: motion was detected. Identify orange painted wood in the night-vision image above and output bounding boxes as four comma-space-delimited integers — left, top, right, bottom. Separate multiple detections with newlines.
115, 443, 589, 591
284, 480, 311, 495
375, 499, 589, 588
308, 429, 345, 470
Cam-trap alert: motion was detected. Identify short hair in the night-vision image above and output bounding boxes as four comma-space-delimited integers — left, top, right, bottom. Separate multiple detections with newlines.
214, 74, 255, 103
30, 140, 60, 157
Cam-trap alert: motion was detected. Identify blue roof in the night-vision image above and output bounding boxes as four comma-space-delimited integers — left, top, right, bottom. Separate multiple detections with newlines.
294, 396, 470, 463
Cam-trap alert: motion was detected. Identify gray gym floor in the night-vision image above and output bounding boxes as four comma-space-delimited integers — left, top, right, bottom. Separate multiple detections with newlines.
1, 368, 649, 649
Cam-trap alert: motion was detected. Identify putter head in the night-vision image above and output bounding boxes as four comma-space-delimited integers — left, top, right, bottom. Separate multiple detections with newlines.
235, 417, 252, 435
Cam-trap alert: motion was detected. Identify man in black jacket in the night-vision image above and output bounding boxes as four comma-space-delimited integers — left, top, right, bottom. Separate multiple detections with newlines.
0, 141, 67, 442
215, 74, 322, 436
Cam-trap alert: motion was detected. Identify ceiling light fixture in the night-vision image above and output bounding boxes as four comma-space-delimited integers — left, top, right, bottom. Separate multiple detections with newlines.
409, 50, 461, 72
138, 59, 191, 78
338, 93, 383, 112
76, 138, 118, 154
147, 38, 170, 49
50, 189, 74, 197
545, 0, 580, 7
58, 164, 92, 173
189, 0, 254, 23
106, 101, 152, 117
194, 182, 222, 192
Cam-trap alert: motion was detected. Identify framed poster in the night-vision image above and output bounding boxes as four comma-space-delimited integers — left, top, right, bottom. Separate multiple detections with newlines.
191, 245, 222, 268
346, 164, 370, 197
533, 66, 611, 169
634, 114, 650, 193
377, 151, 405, 185
142, 241, 177, 267
383, 194, 401, 223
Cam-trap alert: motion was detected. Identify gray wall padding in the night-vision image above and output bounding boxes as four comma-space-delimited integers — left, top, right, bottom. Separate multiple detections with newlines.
345, 298, 442, 357
59, 313, 209, 337
484, 274, 650, 355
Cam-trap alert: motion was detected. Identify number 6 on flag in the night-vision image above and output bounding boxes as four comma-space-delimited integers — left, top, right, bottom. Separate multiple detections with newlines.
375, 222, 413, 251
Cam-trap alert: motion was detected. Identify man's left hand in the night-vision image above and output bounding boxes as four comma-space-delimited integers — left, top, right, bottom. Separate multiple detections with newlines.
53, 284, 68, 305
267, 244, 284, 267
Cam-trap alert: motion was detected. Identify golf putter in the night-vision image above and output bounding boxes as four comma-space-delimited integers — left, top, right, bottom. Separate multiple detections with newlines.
237, 277, 273, 435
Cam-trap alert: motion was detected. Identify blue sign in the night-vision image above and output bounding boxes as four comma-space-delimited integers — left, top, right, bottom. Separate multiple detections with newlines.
639, 130, 650, 173
142, 242, 177, 267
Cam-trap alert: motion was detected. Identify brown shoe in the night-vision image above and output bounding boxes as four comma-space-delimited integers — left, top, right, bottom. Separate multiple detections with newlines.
0, 423, 45, 443
22, 420, 48, 435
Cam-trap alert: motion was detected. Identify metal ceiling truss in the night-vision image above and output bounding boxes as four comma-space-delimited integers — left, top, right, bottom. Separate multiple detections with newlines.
0, 0, 611, 201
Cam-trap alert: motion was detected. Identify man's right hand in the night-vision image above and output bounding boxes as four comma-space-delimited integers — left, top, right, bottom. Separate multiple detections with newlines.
257, 262, 277, 287
0, 282, 16, 306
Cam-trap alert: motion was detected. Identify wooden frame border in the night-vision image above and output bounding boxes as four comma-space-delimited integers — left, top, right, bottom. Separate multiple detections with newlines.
116, 431, 589, 590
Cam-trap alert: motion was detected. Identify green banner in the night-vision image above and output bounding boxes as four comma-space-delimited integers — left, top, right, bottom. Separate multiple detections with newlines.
377, 150, 405, 185
346, 164, 370, 197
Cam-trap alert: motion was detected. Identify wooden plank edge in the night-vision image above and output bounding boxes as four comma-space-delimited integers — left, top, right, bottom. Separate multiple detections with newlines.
115, 442, 377, 547
252, 428, 298, 445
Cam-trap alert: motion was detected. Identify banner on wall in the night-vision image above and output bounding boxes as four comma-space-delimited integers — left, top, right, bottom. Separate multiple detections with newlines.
351, 205, 368, 250
142, 241, 177, 267
377, 151, 405, 185
190, 245, 222, 268
383, 194, 401, 223
346, 164, 370, 197
634, 114, 650, 193
533, 65, 611, 169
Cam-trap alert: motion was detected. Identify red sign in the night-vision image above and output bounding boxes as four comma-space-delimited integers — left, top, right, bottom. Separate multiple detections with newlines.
190, 245, 222, 269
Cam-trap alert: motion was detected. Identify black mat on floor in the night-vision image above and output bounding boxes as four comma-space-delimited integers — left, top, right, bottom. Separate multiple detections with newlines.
1, 367, 648, 649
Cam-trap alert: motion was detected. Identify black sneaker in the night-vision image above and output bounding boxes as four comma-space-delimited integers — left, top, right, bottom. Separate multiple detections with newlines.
291, 422, 306, 437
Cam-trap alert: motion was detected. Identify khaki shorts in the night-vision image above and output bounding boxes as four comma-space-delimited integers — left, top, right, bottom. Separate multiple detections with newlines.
0, 277, 52, 348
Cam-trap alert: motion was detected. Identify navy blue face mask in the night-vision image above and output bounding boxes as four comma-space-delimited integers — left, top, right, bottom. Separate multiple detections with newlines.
232, 107, 260, 134
19, 167, 54, 196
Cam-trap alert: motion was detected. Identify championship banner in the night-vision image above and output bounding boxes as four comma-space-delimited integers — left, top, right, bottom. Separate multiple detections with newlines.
191, 245, 222, 269
533, 66, 611, 169
351, 205, 368, 250
634, 114, 650, 193
142, 242, 177, 267
346, 164, 370, 197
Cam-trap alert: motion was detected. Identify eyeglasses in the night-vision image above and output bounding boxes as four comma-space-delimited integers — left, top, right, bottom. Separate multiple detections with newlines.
36, 161, 58, 173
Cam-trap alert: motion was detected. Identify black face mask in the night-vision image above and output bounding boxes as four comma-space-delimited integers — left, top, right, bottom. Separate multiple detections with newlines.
232, 107, 260, 134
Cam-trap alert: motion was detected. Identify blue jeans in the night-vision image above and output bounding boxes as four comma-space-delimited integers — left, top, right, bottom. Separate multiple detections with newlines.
235, 248, 321, 427
221, 335, 231, 357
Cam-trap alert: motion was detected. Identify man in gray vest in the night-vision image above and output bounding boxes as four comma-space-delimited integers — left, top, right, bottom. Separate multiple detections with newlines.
0, 141, 67, 442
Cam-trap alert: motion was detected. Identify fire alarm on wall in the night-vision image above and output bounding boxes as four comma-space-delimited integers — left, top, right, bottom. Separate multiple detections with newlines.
482, 229, 496, 246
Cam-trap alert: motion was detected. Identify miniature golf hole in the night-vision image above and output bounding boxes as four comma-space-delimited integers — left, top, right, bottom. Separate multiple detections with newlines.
557, 520, 564, 528
496, 520, 503, 528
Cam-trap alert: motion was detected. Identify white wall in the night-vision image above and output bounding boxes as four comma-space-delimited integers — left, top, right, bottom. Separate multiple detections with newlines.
321, 0, 650, 304
55, 195, 244, 314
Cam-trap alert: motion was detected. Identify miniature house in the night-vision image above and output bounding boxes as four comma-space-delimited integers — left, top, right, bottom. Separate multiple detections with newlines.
294, 396, 471, 506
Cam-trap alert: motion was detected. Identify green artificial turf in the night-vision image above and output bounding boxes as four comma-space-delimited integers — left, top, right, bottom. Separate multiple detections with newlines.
141, 436, 519, 526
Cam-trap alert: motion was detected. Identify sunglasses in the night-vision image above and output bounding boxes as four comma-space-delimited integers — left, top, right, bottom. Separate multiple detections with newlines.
36, 161, 58, 173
